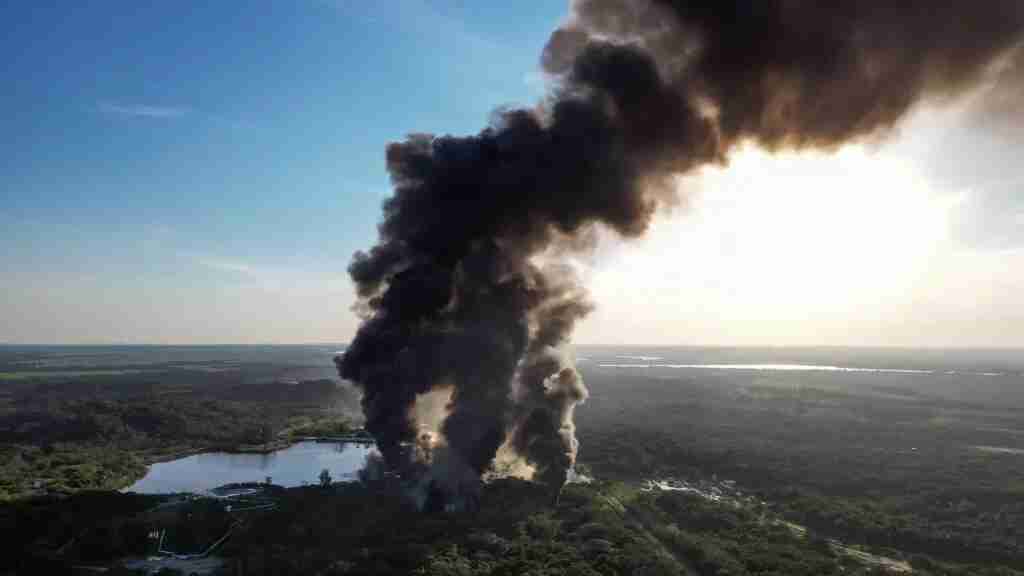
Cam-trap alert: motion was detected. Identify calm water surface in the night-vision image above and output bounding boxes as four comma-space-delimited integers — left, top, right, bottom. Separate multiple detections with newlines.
124, 441, 375, 494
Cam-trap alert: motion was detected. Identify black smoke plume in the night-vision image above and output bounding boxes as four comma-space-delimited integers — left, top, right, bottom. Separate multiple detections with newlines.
338, 0, 1024, 505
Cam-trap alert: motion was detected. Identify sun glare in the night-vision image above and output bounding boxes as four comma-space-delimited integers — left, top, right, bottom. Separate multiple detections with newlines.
582, 144, 965, 345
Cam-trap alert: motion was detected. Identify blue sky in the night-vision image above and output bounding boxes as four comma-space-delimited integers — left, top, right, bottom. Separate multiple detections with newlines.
3, 2, 1023, 346
1, 1, 564, 343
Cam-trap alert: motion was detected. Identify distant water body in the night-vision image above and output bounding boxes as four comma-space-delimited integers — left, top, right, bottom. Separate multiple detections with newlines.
124, 441, 375, 494
2, 342, 1020, 409
1, 344, 1016, 375
575, 346, 1023, 409
594, 362, 1001, 377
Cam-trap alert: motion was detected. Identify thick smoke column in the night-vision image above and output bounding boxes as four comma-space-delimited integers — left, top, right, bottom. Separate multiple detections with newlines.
339, 0, 1024, 504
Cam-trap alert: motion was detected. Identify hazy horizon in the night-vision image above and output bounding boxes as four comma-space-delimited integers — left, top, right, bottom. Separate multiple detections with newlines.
3, 342, 1024, 351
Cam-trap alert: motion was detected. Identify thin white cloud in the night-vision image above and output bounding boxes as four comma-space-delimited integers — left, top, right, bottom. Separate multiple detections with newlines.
98, 101, 191, 119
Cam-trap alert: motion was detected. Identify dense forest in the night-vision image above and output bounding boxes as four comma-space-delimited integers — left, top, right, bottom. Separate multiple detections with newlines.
575, 364, 1024, 570
0, 365, 358, 498
2, 348, 1023, 574
5, 478, 1020, 575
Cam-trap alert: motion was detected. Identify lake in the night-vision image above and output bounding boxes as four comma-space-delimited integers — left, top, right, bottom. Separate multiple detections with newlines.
124, 441, 376, 494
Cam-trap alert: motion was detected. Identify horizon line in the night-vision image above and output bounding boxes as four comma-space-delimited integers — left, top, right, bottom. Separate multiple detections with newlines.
2, 342, 1024, 351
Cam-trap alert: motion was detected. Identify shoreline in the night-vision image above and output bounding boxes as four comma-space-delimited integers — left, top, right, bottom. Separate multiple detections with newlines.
144, 435, 373, 462
120, 436, 376, 492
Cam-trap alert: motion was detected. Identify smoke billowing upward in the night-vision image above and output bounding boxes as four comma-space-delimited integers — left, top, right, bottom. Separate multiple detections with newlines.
338, 0, 1024, 505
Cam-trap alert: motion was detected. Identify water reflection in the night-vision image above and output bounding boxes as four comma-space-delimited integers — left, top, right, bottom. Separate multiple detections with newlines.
125, 441, 377, 494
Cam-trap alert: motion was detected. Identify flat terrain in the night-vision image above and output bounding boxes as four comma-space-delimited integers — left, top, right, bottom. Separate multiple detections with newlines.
1, 345, 1022, 574
574, 347, 1024, 570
